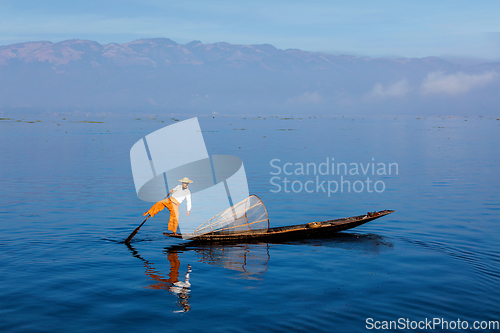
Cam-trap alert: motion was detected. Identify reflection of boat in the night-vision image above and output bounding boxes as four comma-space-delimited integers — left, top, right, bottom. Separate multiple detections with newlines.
164, 233, 392, 279
165, 206, 395, 243
165, 243, 270, 278
191, 243, 269, 278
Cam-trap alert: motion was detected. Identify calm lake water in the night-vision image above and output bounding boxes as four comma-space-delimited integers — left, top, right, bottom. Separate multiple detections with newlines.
0, 114, 498, 332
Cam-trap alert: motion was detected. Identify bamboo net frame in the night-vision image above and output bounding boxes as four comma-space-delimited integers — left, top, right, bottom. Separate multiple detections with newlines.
193, 195, 269, 236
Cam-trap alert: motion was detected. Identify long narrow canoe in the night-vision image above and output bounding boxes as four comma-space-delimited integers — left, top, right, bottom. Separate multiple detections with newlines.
164, 210, 394, 243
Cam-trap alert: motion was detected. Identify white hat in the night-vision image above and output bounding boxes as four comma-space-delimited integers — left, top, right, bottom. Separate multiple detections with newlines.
178, 177, 194, 183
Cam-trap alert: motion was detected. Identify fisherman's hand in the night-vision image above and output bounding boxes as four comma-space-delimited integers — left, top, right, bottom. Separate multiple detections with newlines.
187, 211, 190, 216
170, 189, 174, 194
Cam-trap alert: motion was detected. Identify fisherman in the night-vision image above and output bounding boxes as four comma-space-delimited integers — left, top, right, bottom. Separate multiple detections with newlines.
143, 177, 193, 235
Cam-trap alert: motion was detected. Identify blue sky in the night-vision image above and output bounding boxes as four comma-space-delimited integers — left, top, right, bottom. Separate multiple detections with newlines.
1, 0, 499, 59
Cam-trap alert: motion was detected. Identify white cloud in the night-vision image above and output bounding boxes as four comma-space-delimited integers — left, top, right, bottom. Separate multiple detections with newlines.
367, 80, 410, 99
420, 71, 497, 96
286, 91, 324, 105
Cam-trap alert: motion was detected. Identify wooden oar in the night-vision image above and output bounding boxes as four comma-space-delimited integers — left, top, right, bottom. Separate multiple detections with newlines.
124, 215, 150, 244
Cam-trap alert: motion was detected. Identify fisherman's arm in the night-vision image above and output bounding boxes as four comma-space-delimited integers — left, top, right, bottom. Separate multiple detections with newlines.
186, 193, 192, 216
163, 186, 178, 200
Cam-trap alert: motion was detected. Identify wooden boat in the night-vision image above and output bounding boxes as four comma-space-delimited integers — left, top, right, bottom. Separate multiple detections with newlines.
164, 209, 394, 243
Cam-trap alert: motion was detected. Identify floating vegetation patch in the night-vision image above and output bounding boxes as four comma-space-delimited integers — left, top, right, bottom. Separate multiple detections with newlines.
74, 120, 104, 123
280, 117, 293, 120
171, 118, 179, 121
277, 129, 296, 131
135, 118, 141, 120
233, 128, 246, 130
0, 118, 12, 120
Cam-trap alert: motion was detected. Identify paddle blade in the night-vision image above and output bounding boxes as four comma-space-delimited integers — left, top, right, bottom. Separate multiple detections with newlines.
124, 216, 149, 244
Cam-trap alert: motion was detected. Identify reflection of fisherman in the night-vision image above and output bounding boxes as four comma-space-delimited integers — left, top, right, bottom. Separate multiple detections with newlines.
141, 251, 192, 313
170, 264, 192, 313
143, 177, 193, 235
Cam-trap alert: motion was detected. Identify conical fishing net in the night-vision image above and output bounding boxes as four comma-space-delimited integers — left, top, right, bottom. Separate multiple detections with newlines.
193, 195, 269, 236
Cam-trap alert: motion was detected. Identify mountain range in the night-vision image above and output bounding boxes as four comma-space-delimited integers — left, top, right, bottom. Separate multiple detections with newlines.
0, 38, 498, 115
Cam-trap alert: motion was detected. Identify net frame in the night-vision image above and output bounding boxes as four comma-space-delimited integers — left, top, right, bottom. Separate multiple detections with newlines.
193, 195, 269, 236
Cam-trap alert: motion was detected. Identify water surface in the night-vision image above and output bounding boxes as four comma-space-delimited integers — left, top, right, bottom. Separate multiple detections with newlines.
0, 114, 498, 332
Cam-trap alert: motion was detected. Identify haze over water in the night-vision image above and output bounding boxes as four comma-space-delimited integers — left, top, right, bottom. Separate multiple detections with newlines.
0, 114, 498, 332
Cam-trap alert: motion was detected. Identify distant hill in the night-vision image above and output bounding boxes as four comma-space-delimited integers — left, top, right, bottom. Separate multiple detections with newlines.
0, 38, 498, 115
